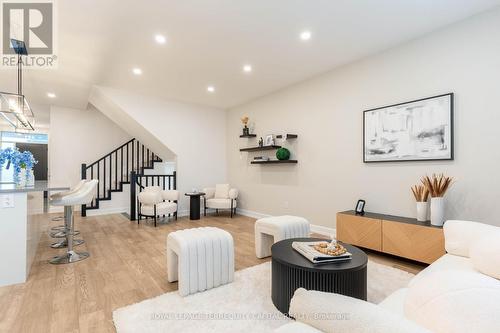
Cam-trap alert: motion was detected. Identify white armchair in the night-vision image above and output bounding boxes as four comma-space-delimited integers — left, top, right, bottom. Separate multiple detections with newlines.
137, 186, 179, 227
203, 184, 238, 218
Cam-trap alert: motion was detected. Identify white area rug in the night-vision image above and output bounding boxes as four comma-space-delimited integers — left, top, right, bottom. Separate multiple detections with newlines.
113, 260, 414, 333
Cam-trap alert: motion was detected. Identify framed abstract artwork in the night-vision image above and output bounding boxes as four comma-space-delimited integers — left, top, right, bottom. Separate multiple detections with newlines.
363, 93, 454, 162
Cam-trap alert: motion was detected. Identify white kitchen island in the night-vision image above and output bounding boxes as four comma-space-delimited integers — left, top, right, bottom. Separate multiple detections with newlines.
0, 181, 69, 287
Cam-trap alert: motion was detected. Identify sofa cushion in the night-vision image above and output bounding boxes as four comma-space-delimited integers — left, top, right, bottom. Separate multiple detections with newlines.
274, 322, 323, 333
470, 234, 500, 279
443, 220, 499, 257
405, 270, 500, 333
408, 253, 473, 288
289, 288, 429, 333
215, 184, 230, 199
378, 288, 408, 317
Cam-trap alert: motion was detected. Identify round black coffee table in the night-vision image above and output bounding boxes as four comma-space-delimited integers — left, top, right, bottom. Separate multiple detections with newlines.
184, 192, 205, 220
271, 238, 368, 314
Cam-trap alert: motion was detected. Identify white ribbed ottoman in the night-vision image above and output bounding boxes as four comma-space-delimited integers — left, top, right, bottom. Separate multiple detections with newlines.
255, 215, 310, 258
167, 227, 234, 296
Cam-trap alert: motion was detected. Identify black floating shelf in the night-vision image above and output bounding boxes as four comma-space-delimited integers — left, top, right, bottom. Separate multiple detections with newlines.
276, 134, 298, 139
251, 159, 298, 164
240, 145, 281, 152
239, 134, 257, 138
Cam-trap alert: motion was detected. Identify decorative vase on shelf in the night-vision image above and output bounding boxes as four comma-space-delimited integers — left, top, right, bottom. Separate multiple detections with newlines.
430, 197, 445, 226
416, 201, 428, 222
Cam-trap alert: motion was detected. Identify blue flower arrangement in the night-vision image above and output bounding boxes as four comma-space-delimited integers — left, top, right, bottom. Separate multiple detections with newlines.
0, 148, 38, 184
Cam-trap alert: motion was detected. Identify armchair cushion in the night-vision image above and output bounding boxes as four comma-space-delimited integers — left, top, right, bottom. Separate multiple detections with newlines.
162, 190, 179, 202
289, 288, 429, 333
215, 184, 230, 199
205, 198, 236, 209
203, 188, 215, 199
138, 191, 162, 205
141, 201, 177, 216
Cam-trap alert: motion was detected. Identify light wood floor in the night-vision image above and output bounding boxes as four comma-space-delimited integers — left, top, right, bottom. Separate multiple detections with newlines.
0, 212, 425, 333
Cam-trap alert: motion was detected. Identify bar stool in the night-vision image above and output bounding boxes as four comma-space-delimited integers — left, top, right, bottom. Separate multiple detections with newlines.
49, 180, 86, 233
49, 179, 98, 264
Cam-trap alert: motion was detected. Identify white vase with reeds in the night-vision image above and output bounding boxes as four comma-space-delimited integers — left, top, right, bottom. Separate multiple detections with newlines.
412, 185, 429, 222
421, 174, 454, 227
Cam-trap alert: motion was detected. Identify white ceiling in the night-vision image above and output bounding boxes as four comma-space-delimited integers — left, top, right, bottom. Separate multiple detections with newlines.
1, 0, 500, 115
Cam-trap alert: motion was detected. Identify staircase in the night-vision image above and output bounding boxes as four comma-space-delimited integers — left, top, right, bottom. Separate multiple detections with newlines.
80, 138, 167, 217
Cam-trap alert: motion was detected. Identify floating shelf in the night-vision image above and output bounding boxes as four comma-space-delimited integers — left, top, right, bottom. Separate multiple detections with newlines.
276, 134, 298, 139
250, 160, 298, 164
240, 145, 281, 152
251, 159, 298, 164
239, 134, 257, 138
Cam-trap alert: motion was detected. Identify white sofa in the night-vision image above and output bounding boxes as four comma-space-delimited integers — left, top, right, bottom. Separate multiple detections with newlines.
277, 220, 500, 333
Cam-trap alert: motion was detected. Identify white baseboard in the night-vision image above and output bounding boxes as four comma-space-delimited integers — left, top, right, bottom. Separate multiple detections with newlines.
310, 224, 336, 237
86, 207, 128, 216
236, 209, 336, 237
236, 208, 271, 219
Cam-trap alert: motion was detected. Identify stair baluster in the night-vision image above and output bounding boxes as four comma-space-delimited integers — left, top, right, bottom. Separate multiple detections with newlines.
80, 138, 165, 217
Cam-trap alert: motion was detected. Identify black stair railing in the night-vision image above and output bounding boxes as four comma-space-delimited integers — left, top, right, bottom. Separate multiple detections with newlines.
80, 138, 162, 216
129, 171, 177, 221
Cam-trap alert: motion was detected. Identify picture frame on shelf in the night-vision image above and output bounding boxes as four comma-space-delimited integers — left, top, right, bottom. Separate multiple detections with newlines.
355, 200, 366, 215
264, 135, 275, 146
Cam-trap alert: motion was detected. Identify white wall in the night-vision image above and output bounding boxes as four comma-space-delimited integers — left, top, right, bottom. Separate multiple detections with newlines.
90, 87, 227, 212
227, 8, 500, 227
49, 106, 132, 189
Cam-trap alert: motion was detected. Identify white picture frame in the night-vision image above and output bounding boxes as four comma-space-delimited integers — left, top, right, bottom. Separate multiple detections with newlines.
264, 135, 274, 146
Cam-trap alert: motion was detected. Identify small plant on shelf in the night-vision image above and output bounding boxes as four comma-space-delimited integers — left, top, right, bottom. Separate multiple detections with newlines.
241, 116, 250, 136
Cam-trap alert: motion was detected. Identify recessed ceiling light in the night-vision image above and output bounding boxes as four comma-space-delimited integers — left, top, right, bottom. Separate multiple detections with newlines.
132, 68, 142, 75
243, 64, 252, 73
154, 34, 166, 44
300, 30, 312, 41
47, 92, 56, 98
207, 86, 215, 93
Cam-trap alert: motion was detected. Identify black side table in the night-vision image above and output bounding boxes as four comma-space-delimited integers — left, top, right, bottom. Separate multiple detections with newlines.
271, 238, 368, 314
184, 192, 205, 220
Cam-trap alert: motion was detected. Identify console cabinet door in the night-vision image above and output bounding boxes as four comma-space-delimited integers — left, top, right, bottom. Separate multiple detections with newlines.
382, 220, 445, 264
336, 213, 382, 251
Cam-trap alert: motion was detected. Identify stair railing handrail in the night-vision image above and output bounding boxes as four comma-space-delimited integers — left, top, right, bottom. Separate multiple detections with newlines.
85, 138, 136, 169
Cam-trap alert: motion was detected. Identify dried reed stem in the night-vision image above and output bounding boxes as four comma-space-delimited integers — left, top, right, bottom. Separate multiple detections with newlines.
411, 185, 429, 202
421, 173, 453, 197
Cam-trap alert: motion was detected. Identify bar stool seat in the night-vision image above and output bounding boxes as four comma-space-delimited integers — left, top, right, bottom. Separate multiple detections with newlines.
49, 180, 98, 264
49, 180, 86, 235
